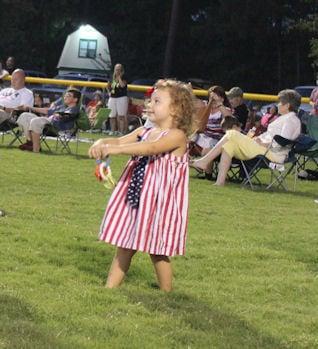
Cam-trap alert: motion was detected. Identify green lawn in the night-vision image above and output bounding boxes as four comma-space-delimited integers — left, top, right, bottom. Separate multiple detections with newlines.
0, 136, 318, 349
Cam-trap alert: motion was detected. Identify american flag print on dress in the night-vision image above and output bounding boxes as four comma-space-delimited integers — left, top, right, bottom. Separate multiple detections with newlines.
99, 128, 189, 256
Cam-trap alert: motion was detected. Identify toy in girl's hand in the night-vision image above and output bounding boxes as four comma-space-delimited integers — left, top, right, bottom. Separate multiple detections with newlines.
95, 158, 116, 189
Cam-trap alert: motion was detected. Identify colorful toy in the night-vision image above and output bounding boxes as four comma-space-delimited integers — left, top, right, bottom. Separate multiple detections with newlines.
95, 158, 116, 189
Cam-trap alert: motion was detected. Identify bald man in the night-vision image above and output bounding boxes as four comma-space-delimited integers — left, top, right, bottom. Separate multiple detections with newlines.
0, 69, 34, 124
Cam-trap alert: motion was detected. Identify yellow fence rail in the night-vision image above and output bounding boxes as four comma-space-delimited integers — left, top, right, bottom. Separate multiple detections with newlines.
3, 75, 310, 104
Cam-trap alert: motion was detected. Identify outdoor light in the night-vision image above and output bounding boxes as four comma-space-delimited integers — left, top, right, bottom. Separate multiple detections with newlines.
79, 24, 93, 34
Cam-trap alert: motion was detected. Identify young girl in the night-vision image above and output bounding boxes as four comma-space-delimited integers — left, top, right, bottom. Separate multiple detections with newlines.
89, 79, 194, 292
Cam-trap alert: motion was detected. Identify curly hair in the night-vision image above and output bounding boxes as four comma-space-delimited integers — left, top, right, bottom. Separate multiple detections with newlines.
154, 79, 195, 136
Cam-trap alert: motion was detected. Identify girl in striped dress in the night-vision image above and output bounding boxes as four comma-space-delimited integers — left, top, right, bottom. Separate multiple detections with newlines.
89, 79, 194, 292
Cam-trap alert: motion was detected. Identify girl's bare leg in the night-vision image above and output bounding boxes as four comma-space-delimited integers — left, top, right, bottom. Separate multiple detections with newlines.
150, 255, 172, 292
106, 247, 136, 288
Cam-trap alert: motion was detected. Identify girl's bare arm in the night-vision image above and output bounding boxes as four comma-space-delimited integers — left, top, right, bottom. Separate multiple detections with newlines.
90, 129, 187, 159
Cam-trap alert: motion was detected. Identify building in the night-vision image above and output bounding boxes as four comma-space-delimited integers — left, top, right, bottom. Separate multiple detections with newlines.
57, 24, 111, 76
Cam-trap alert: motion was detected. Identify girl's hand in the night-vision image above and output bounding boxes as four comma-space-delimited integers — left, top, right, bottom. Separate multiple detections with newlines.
89, 139, 107, 159
209, 92, 222, 105
89, 143, 109, 159
89, 142, 119, 159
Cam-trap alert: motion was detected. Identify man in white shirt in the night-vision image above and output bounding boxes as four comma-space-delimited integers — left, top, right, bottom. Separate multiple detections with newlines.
0, 69, 34, 124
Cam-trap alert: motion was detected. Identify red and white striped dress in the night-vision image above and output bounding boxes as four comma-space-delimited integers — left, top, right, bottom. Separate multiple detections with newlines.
99, 128, 189, 256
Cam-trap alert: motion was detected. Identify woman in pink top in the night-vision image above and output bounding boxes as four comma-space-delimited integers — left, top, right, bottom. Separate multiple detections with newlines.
261, 105, 278, 130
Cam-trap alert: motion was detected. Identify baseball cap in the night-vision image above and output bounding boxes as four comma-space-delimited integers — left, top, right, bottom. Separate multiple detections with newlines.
227, 86, 244, 99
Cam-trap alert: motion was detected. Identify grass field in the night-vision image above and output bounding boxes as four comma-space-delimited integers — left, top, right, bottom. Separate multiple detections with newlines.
1, 135, 318, 349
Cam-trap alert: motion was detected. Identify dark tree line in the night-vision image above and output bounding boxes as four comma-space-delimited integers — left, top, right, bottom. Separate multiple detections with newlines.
0, 0, 317, 93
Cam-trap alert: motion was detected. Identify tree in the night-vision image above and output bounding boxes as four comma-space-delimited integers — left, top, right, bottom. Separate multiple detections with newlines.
0, 0, 317, 92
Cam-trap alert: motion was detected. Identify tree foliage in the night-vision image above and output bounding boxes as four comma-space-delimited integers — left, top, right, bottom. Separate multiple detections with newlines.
0, 0, 317, 93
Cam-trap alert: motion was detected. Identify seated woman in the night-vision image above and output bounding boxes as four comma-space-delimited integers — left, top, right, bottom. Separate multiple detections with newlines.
191, 89, 301, 186
86, 90, 104, 127
261, 105, 278, 130
191, 85, 232, 157
33, 93, 44, 108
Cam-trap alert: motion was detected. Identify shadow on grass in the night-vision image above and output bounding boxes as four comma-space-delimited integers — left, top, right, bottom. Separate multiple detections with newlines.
190, 172, 317, 199
0, 143, 90, 160
124, 290, 296, 349
63, 241, 152, 286
0, 293, 71, 349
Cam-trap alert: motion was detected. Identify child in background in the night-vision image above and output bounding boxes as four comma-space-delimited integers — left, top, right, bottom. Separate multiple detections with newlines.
89, 79, 194, 292
220, 115, 242, 132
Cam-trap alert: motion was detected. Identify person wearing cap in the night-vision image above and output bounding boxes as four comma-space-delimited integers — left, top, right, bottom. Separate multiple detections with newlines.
227, 86, 249, 130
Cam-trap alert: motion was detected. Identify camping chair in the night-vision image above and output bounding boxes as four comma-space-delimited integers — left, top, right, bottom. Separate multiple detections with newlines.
295, 114, 318, 171
41, 123, 78, 154
91, 107, 111, 131
241, 135, 298, 191
41, 93, 86, 155
296, 149, 318, 172
0, 111, 23, 146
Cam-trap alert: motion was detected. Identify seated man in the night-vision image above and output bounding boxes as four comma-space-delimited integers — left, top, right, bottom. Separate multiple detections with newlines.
227, 86, 249, 130
17, 88, 81, 153
0, 69, 34, 123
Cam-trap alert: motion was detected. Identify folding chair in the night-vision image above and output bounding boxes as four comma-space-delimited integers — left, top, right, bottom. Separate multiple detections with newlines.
0, 118, 23, 146
41, 123, 78, 154
241, 135, 298, 191
91, 107, 111, 131
296, 149, 318, 172
41, 94, 85, 155
295, 115, 318, 171
0, 109, 26, 147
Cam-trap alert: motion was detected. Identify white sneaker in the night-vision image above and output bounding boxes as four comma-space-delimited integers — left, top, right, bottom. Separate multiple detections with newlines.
314, 199, 318, 204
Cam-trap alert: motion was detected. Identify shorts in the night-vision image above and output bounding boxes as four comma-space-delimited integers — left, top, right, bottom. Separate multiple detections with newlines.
108, 96, 129, 118
17, 112, 50, 134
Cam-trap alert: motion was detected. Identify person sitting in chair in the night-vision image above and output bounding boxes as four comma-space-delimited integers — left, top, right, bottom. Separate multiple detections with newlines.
191, 89, 301, 186
86, 90, 104, 127
0, 61, 9, 90
0, 69, 33, 124
17, 88, 81, 153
